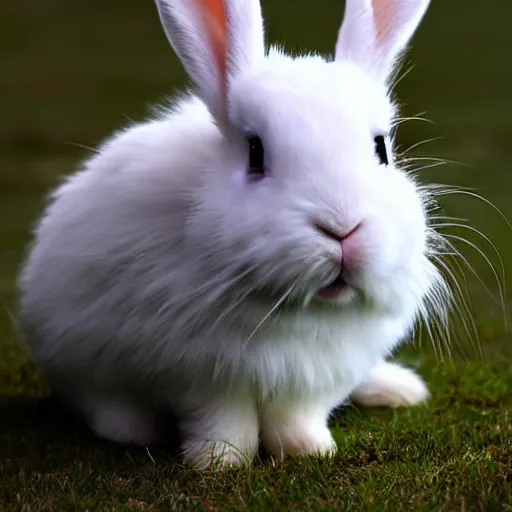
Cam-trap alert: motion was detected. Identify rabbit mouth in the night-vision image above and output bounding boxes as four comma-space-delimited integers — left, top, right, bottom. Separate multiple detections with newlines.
316, 274, 347, 300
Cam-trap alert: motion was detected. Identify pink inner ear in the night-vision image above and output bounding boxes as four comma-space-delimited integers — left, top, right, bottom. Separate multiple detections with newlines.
372, 0, 393, 41
194, 0, 227, 80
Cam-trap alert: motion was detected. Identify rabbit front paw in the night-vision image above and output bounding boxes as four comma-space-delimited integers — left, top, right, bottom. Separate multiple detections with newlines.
261, 400, 337, 460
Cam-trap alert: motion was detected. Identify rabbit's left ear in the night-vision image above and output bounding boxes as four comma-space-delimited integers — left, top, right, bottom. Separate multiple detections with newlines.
335, 0, 430, 83
155, 0, 265, 123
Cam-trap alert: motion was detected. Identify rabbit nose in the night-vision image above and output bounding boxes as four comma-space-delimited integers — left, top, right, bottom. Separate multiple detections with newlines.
340, 222, 363, 272
314, 221, 362, 244
315, 221, 363, 273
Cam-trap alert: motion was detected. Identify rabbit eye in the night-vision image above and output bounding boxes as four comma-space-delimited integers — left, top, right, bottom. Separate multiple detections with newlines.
247, 136, 265, 177
374, 135, 389, 166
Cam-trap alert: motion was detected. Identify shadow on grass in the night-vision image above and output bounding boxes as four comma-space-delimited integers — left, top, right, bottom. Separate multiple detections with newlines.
0, 395, 184, 475
0, 393, 349, 467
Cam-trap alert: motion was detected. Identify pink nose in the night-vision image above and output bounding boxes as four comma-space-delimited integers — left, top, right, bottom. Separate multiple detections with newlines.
314, 221, 362, 269
314, 221, 362, 244
340, 223, 362, 272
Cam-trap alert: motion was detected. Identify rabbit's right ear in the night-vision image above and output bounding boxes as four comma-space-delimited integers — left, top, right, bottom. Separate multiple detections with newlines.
335, 0, 430, 83
155, 0, 265, 123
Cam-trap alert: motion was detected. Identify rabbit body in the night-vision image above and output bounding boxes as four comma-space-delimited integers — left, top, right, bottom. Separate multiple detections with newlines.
18, 0, 439, 467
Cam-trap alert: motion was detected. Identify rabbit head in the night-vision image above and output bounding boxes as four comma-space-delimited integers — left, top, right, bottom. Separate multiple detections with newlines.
154, 0, 442, 324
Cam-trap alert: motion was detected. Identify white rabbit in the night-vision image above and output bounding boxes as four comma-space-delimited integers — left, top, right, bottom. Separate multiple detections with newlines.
18, 0, 446, 468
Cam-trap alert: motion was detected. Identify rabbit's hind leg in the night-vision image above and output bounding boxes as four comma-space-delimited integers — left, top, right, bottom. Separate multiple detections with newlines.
82, 394, 160, 446
350, 361, 430, 408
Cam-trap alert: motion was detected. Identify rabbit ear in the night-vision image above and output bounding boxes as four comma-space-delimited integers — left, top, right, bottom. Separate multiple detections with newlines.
334, 0, 430, 83
155, 0, 265, 123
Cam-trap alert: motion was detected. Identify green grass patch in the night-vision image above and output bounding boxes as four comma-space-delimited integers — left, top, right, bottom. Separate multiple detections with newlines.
1, 359, 511, 511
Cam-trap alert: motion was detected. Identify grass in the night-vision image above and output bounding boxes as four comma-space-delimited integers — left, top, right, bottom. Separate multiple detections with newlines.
1, 358, 511, 510
1, 0, 512, 510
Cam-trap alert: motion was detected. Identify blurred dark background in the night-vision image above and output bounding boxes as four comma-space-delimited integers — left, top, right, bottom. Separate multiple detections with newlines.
1, 0, 511, 366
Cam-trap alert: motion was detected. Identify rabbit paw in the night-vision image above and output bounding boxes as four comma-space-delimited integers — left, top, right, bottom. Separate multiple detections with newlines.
181, 439, 256, 469
86, 396, 159, 446
178, 392, 260, 469
350, 361, 430, 408
262, 401, 337, 459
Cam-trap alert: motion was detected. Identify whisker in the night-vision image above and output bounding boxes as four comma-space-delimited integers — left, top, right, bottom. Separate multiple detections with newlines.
404, 161, 448, 174
436, 236, 496, 304
391, 114, 433, 128
433, 189, 512, 231
244, 282, 298, 345
388, 62, 417, 90
431, 254, 481, 358
431, 222, 506, 295
61, 141, 100, 154
209, 286, 256, 333
429, 214, 469, 223
418, 301, 443, 360
442, 233, 505, 311
397, 136, 447, 155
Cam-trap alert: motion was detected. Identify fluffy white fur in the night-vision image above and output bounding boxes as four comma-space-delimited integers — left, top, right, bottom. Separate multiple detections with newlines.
18, 0, 441, 468
350, 360, 430, 407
